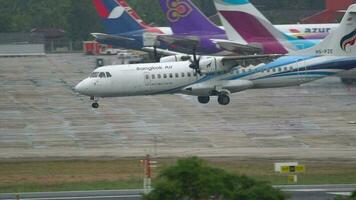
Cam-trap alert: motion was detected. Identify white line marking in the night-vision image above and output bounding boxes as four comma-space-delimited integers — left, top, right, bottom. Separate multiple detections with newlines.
2, 195, 141, 200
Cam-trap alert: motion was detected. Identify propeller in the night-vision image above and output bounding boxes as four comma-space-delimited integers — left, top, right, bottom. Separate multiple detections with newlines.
189, 48, 202, 75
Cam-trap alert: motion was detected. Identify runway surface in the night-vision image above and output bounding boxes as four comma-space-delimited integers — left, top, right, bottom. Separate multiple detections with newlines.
0, 185, 355, 200
0, 54, 356, 159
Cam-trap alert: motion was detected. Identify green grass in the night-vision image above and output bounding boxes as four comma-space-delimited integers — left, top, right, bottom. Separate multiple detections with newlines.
0, 159, 355, 193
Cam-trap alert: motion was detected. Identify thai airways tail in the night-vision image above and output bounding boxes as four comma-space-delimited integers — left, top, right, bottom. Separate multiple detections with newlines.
92, 0, 155, 34
295, 4, 356, 56
214, 0, 304, 54
158, 0, 224, 35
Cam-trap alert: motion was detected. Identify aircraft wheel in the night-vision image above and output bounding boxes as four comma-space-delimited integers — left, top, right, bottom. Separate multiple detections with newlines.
218, 94, 230, 105
198, 96, 210, 104
92, 102, 99, 109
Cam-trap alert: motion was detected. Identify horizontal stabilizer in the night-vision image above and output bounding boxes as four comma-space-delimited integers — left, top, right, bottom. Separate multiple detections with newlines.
91, 33, 135, 41
212, 39, 262, 55
157, 35, 200, 50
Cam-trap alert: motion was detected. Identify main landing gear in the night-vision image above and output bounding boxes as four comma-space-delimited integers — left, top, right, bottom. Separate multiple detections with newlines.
218, 94, 230, 105
198, 96, 210, 104
197, 94, 231, 106
91, 96, 99, 109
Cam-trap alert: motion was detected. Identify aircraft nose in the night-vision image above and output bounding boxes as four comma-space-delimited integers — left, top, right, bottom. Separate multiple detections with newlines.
75, 79, 88, 94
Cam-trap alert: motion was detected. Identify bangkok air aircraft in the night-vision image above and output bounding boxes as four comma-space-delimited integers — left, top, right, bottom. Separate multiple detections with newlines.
76, 4, 356, 108
92, 0, 339, 55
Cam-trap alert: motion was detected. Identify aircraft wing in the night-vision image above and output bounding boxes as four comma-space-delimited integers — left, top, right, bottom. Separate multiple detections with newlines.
91, 33, 135, 42
221, 54, 282, 68
142, 47, 185, 56
212, 39, 262, 55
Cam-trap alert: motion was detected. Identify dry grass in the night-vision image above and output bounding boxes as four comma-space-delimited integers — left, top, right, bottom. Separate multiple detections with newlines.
0, 158, 355, 193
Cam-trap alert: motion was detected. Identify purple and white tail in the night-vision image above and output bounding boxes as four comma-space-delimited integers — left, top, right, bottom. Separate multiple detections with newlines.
158, 0, 224, 35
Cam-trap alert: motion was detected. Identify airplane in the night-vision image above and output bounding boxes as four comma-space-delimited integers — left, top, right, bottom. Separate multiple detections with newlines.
75, 4, 356, 108
214, 0, 356, 84
92, 0, 338, 55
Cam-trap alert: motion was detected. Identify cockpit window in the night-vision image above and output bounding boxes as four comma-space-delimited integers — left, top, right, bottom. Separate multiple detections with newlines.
90, 72, 99, 78
106, 72, 112, 77
99, 72, 106, 78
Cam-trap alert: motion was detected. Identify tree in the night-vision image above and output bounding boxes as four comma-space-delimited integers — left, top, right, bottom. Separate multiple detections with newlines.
144, 157, 286, 200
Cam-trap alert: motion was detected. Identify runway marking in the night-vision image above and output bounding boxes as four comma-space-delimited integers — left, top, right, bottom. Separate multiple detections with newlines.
1, 195, 141, 200
327, 192, 352, 196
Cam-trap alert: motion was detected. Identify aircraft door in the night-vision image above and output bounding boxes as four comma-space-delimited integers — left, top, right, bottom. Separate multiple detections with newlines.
144, 72, 151, 87
297, 59, 307, 84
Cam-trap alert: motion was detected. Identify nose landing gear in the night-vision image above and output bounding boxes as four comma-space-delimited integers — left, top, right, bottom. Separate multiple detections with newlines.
92, 102, 99, 109
90, 96, 99, 109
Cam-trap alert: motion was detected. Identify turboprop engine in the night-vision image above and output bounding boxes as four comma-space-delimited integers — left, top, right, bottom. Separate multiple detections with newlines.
159, 55, 192, 63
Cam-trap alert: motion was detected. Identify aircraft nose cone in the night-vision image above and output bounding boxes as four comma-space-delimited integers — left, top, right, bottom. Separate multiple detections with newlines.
75, 80, 87, 94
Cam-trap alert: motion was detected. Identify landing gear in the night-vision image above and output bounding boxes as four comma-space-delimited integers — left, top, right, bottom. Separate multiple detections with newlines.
218, 94, 230, 105
90, 96, 99, 109
92, 102, 99, 109
198, 96, 210, 104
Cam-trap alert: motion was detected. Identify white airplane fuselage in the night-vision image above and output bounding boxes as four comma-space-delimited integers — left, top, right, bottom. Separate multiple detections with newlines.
75, 55, 356, 103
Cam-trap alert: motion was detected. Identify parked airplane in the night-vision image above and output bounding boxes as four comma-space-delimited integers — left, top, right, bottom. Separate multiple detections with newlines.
214, 0, 356, 84
92, 0, 338, 55
76, 4, 356, 108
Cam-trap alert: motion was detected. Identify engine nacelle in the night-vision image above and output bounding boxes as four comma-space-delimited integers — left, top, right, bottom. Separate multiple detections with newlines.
160, 55, 191, 63
199, 57, 231, 74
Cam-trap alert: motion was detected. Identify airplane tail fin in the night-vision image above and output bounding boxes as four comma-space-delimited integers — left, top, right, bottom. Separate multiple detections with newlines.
214, 0, 300, 54
158, 0, 224, 35
92, 0, 156, 34
295, 4, 356, 56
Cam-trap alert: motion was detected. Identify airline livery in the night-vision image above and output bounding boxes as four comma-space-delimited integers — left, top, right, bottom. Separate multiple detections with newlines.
76, 4, 356, 108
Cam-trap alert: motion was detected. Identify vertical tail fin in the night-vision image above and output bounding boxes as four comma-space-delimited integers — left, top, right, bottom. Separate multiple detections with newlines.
158, 0, 224, 35
93, 0, 153, 34
214, 0, 300, 54
296, 4, 356, 56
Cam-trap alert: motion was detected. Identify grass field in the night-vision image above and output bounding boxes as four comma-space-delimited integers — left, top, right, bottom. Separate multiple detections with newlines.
0, 158, 356, 193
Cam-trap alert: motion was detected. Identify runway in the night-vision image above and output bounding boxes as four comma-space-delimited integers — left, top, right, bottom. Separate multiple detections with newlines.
0, 54, 356, 160
0, 185, 354, 200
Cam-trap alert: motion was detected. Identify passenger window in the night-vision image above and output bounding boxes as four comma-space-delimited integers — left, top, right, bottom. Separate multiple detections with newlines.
272, 68, 276, 72
106, 72, 112, 77
193, 72, 197, 77
290, 67, 293, 71
187, 72, 191, 77
99, 72, 106, 78
145, 74, 149, 80
278, 68, 282, 72
158, 74, 161, 79
164, 74, 167, 78
242, 69, 246, 73
169, 73, 173, 78
175, 73, 179, 78
284, 67, 288, 71
152, 74, 155, 79
181, 72, 185, 78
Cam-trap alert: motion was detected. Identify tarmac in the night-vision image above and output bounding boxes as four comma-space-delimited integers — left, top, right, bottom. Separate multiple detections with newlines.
0, 53, 356, 160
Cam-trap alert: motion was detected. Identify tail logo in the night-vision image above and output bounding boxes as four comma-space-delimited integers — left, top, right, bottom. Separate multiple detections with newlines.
166, 0, 192, 22
340, 29, 356, 52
